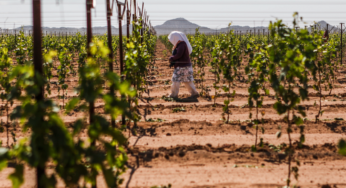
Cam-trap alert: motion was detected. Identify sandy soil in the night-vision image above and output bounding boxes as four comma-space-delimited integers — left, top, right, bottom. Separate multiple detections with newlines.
0, 40, 346, 188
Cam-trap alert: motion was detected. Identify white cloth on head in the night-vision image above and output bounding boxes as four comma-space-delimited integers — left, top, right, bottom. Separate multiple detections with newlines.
169, 81, 199, 98
168, 31, 193, 55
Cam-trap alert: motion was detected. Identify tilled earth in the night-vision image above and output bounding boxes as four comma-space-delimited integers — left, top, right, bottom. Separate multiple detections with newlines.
0, 41, 346, 188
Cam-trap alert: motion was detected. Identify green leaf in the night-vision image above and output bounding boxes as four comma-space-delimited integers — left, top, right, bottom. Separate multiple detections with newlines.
259, 138, 264, 147
276, 131, 282, 138
46, 175, 57, 188
265, 89, 270, 95
320, 110, 324, 116
65, 97, 80, 113
52, 106, 60, 113
72, 119, 84, 136
273, 102, 287, 115
8, 164, 24, 188
102, 167, 116, 187
0, 159, 7, 171
300, 134, 305, 144
338, 139, 346, 156
224, 100, 230, 105
119, 82, 136, 97
0, 147, 8, 171
0, 148, 8, 156
261, 127, 265, 134
299, 88, 308, 100
294, 117, 304, 126
232, 90, 236, 97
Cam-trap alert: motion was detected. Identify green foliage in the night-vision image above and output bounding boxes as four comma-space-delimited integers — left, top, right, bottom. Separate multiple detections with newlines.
0, 12, 345, 188
57, 43, 73, 108
159, 35, 173, 50
338, 139, 346, 156
0, 25, 157, 187
172, 107, 186, 113
210, 37, 223, 105
190, 28, 208, 96
267, 13, 318, 187
8, 164, 24, 188
310, 27, 339, 121
158, 20, 343, 188
146, 118, 166, 122
246, 35, 269, 150
124, 19, 157, 127
69, 39, 133, 186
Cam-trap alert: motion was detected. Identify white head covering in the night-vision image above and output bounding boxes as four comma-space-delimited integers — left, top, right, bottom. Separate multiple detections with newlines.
168, 31, 193, 55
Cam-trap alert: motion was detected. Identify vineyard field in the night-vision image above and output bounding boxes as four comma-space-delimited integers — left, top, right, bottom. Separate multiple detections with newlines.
122, 41, 346, 188
0, 38, 345, 187
0, 8, 346, 187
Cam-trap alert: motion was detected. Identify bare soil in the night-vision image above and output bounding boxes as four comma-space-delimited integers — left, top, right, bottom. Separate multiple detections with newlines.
0, 41, 346, 188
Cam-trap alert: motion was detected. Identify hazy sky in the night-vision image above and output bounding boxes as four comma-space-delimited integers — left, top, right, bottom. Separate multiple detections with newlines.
1, 0, 346, 29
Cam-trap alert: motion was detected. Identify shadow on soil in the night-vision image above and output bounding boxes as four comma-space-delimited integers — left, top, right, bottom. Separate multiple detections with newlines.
176, 97, 199, 103
325, 121, 346, 133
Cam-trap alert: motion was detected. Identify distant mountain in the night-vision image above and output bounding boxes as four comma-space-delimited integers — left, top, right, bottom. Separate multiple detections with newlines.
154, 18, 269, 35
1, 25, 133, 35
317, 20, 329, 28
0, 18, 334, 36
315, 20, 336, 30
219, 25, 268, 34
154, 18, 213, 35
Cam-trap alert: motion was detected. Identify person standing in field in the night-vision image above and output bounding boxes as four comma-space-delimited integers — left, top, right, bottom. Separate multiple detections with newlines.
168, 31, 199, 98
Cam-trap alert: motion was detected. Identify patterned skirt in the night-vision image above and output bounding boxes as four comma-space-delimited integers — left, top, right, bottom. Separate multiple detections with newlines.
172, 66, 194, 82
